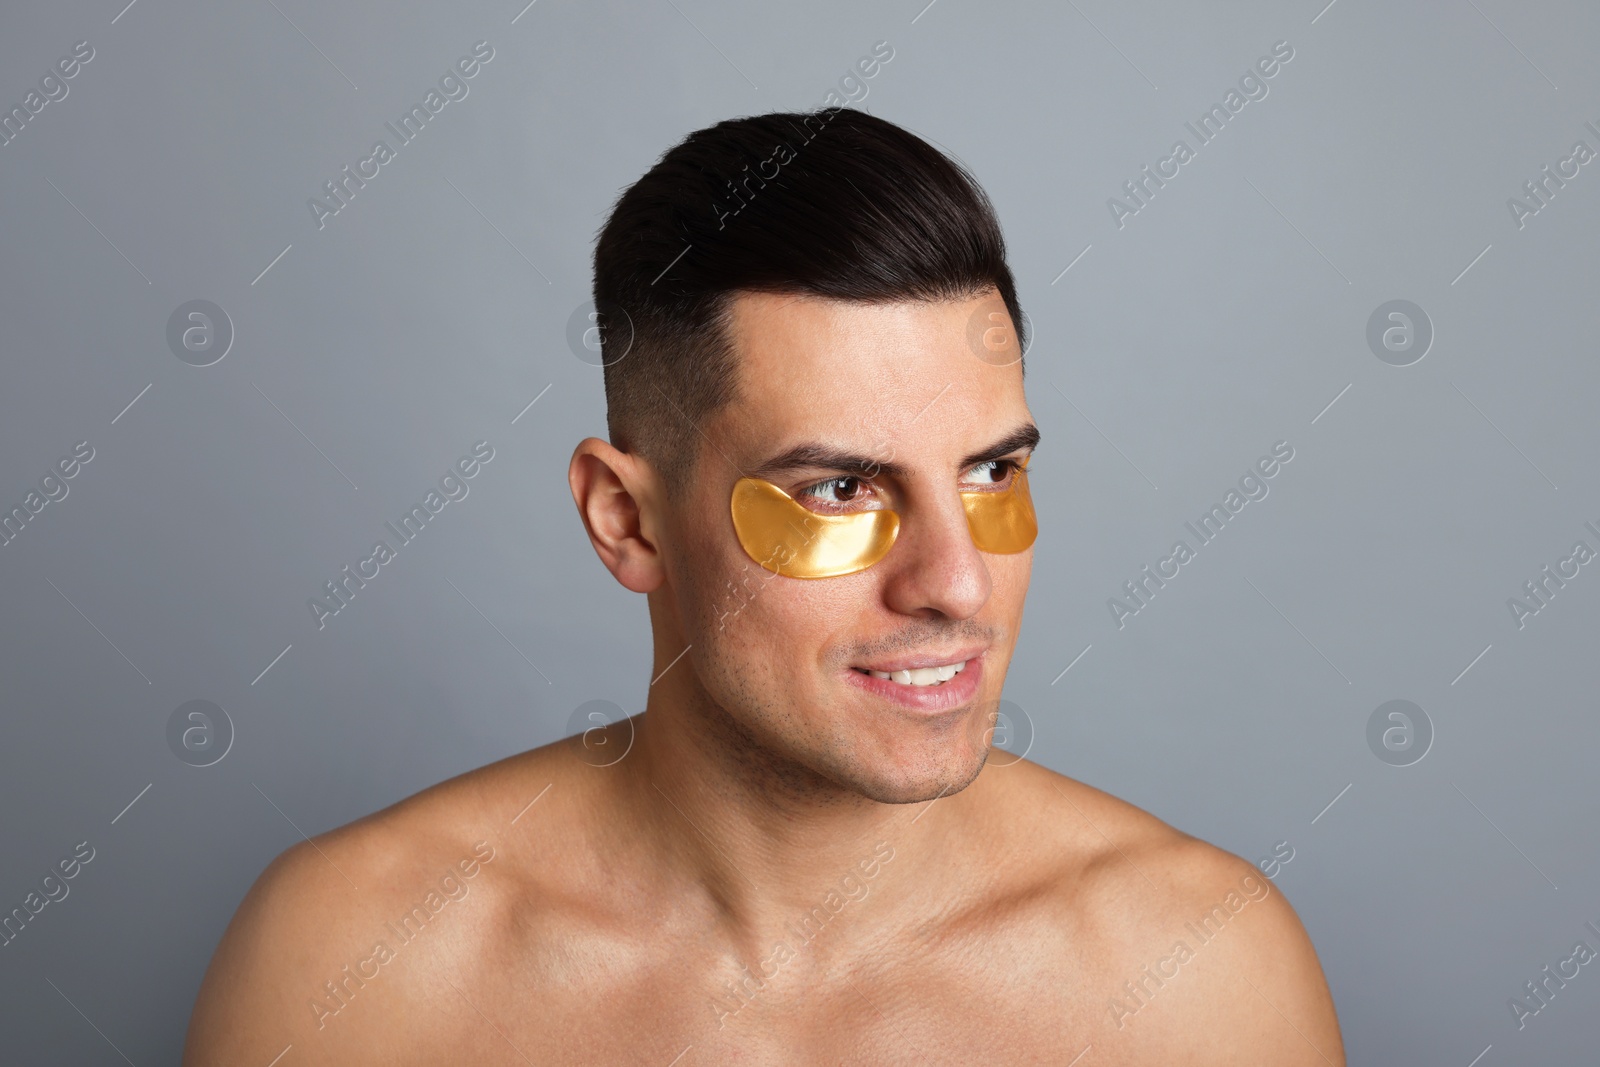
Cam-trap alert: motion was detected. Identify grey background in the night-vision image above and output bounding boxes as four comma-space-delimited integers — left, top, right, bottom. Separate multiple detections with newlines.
1, 0, 1595, 1062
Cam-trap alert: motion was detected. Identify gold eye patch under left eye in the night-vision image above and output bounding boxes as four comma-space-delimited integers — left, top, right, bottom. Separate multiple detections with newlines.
729, 466, 1037, 579
963, 464, 1037, 554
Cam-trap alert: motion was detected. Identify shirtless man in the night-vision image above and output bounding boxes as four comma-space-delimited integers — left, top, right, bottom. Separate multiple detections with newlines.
184, 108, 1344, 1065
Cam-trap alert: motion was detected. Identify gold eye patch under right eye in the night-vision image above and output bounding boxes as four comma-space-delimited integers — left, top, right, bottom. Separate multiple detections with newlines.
729, 478, 900, 579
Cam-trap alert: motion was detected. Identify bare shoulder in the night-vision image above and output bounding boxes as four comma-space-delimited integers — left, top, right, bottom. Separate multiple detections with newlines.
182, 735, 593, 1066
991, 759, 1345, 1065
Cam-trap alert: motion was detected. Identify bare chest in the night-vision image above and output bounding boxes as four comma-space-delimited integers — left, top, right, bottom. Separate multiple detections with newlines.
388, 934, 1178, 1066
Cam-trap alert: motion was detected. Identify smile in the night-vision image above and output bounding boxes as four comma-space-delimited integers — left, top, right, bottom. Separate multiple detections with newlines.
851, 661, 969, 687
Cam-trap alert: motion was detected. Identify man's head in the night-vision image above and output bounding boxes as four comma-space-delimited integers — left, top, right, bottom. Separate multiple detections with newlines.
571, 108, 1035, 804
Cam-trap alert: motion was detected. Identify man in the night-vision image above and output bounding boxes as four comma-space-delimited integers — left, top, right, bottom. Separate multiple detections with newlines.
185, 108, 1344, 1064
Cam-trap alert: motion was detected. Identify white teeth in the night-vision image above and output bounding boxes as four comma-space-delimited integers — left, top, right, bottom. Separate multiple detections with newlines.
863, 660, 968, 687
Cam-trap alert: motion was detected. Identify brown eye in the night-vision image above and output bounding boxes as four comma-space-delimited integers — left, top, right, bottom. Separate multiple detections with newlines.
797, 475, 879, 511
964, 459, 1018, 488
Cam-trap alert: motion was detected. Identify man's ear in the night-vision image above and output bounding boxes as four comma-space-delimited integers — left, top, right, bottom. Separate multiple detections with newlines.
568, 438, 666, 594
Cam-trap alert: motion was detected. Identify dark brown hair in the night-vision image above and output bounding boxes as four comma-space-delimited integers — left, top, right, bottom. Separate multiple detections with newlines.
592, 107, 1023, 494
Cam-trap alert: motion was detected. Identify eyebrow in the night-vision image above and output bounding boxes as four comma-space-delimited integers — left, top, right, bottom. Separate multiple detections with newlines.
747, 423, 1041, 481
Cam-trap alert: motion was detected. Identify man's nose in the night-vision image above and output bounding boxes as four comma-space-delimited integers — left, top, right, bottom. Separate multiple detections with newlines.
877, 490, 992, 620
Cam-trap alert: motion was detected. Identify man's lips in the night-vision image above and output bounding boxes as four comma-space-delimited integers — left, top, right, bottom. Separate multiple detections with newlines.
848, 645, 989, 675
843, 651, 985, 712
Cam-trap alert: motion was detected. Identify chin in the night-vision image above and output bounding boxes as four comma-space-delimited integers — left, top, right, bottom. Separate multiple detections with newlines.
812, 688, 1005, 805
843, 743, 991, 805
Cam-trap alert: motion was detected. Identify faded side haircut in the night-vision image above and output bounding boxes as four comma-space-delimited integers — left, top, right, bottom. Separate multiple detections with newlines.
591, 107, 1023, 495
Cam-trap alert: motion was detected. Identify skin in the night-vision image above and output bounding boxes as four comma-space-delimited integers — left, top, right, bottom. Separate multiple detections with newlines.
183, 288, 1345, 1065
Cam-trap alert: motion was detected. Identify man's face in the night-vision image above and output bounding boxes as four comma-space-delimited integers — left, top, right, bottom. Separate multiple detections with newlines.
660, 287, 1036, 804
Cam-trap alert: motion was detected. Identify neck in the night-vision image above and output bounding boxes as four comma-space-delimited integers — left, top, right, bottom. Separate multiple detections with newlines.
618, 648, 969, 946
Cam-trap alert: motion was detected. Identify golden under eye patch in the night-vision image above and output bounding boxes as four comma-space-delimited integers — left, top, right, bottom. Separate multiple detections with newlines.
729, 465, 1037, 579
962, 467, 1038, 554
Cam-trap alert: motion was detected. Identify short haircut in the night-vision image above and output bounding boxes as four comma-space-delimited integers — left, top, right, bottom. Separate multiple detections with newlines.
591, 107, 1024, 495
